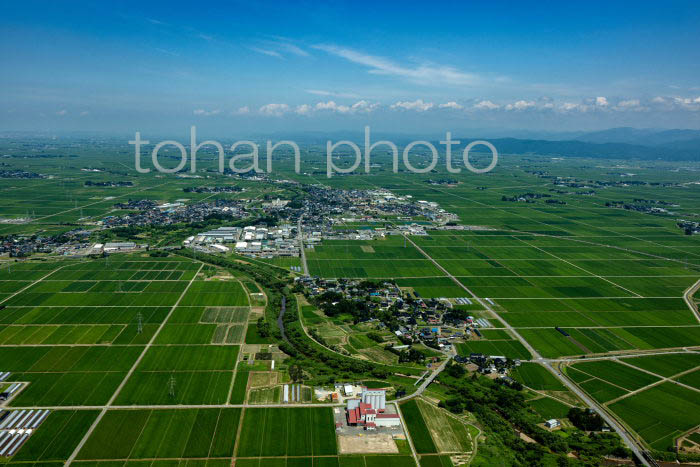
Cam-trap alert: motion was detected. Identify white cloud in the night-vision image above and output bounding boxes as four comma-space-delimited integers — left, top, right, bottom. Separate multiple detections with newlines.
277, 42, 309, 57
561, 103, 576, 111
652, 96, 666, 103
193, 109, 221, 116
618, 99, 640, 107
306, 89, 333, 96
251, 39, 310, 59
595, 96, 609, 107
305, 89, 359, 98
313, 44, 481, 86
56, 109, 67, 116
670, 96, 700, 110
505, 100, 536, 111
350, 100, 379, 113
473, 100, 499, 110
438, 101, 463, 110
390, 99, 434, 112
233, 106, 249, 115
614, 99, 646, 111
80, 111, 90, 116
311, 100, 379, 114
249, 47, 283, 59
258, 103, 290, 116
295, 104, 312, 115
315, 101, 349, 113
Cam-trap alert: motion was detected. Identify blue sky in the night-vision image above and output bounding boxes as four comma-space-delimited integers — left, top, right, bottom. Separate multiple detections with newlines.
2, 0, 700, 134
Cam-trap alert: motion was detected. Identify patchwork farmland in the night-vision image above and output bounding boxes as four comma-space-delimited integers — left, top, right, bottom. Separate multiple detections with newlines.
1, 143, 700, 465
0, 256, 255, 463
297, 160, 700, 461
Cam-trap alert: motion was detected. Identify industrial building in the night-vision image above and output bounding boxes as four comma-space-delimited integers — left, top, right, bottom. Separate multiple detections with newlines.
345, 388, 400, 430
194, 226, 242, 243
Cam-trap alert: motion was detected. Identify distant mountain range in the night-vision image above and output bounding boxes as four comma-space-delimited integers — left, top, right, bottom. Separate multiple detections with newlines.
574, 127, 700, 146
460, 128, 700, 161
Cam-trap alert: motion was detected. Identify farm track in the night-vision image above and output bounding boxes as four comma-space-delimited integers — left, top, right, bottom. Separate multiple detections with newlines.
64, 263, 204, 466
601, 359, 700, 405
7, 235, 697, 465
683, 278, 700, 324
402, 232, 655, 467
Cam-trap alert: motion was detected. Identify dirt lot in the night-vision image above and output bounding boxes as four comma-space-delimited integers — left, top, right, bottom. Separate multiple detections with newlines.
338, 433, 398, 454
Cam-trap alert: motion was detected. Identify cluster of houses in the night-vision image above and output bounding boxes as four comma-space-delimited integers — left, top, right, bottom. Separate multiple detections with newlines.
0, 169, 46, 179
678, 220, 700, 235
298, 277, 495, 350
454, 352, 522, 377
0, 229, 92, 258
296, 186, 458, 242
102, 199, 248, 228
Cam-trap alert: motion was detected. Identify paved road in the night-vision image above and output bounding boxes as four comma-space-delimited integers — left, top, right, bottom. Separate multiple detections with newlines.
395, 350, 454, 403
402, 233, 653, 467
683, 278, 700, 324
64, 264, 204, 466
298, 217, 309, 276
550, 348, 700, 363
402, 234, 540, 357
543, 360, 658, 466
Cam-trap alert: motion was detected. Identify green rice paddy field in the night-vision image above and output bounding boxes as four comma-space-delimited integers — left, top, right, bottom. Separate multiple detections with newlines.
0, 256, 254, 462
3, 150, 700, 459
567, 355, 700, 450
0, 257, 416, 464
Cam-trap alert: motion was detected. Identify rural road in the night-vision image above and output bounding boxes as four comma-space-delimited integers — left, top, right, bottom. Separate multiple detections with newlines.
298, 217, 309, 276
402, 233, 654, 467
683, 278, 700, 323
64, 264, 205, 466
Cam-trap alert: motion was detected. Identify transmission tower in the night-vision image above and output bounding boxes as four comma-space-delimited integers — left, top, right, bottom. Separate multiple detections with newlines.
168, 375, 176, 398
136, 312, 143, 334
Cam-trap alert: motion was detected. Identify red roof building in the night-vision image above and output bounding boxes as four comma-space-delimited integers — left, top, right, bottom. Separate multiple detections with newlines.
345, 389, 401, 429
